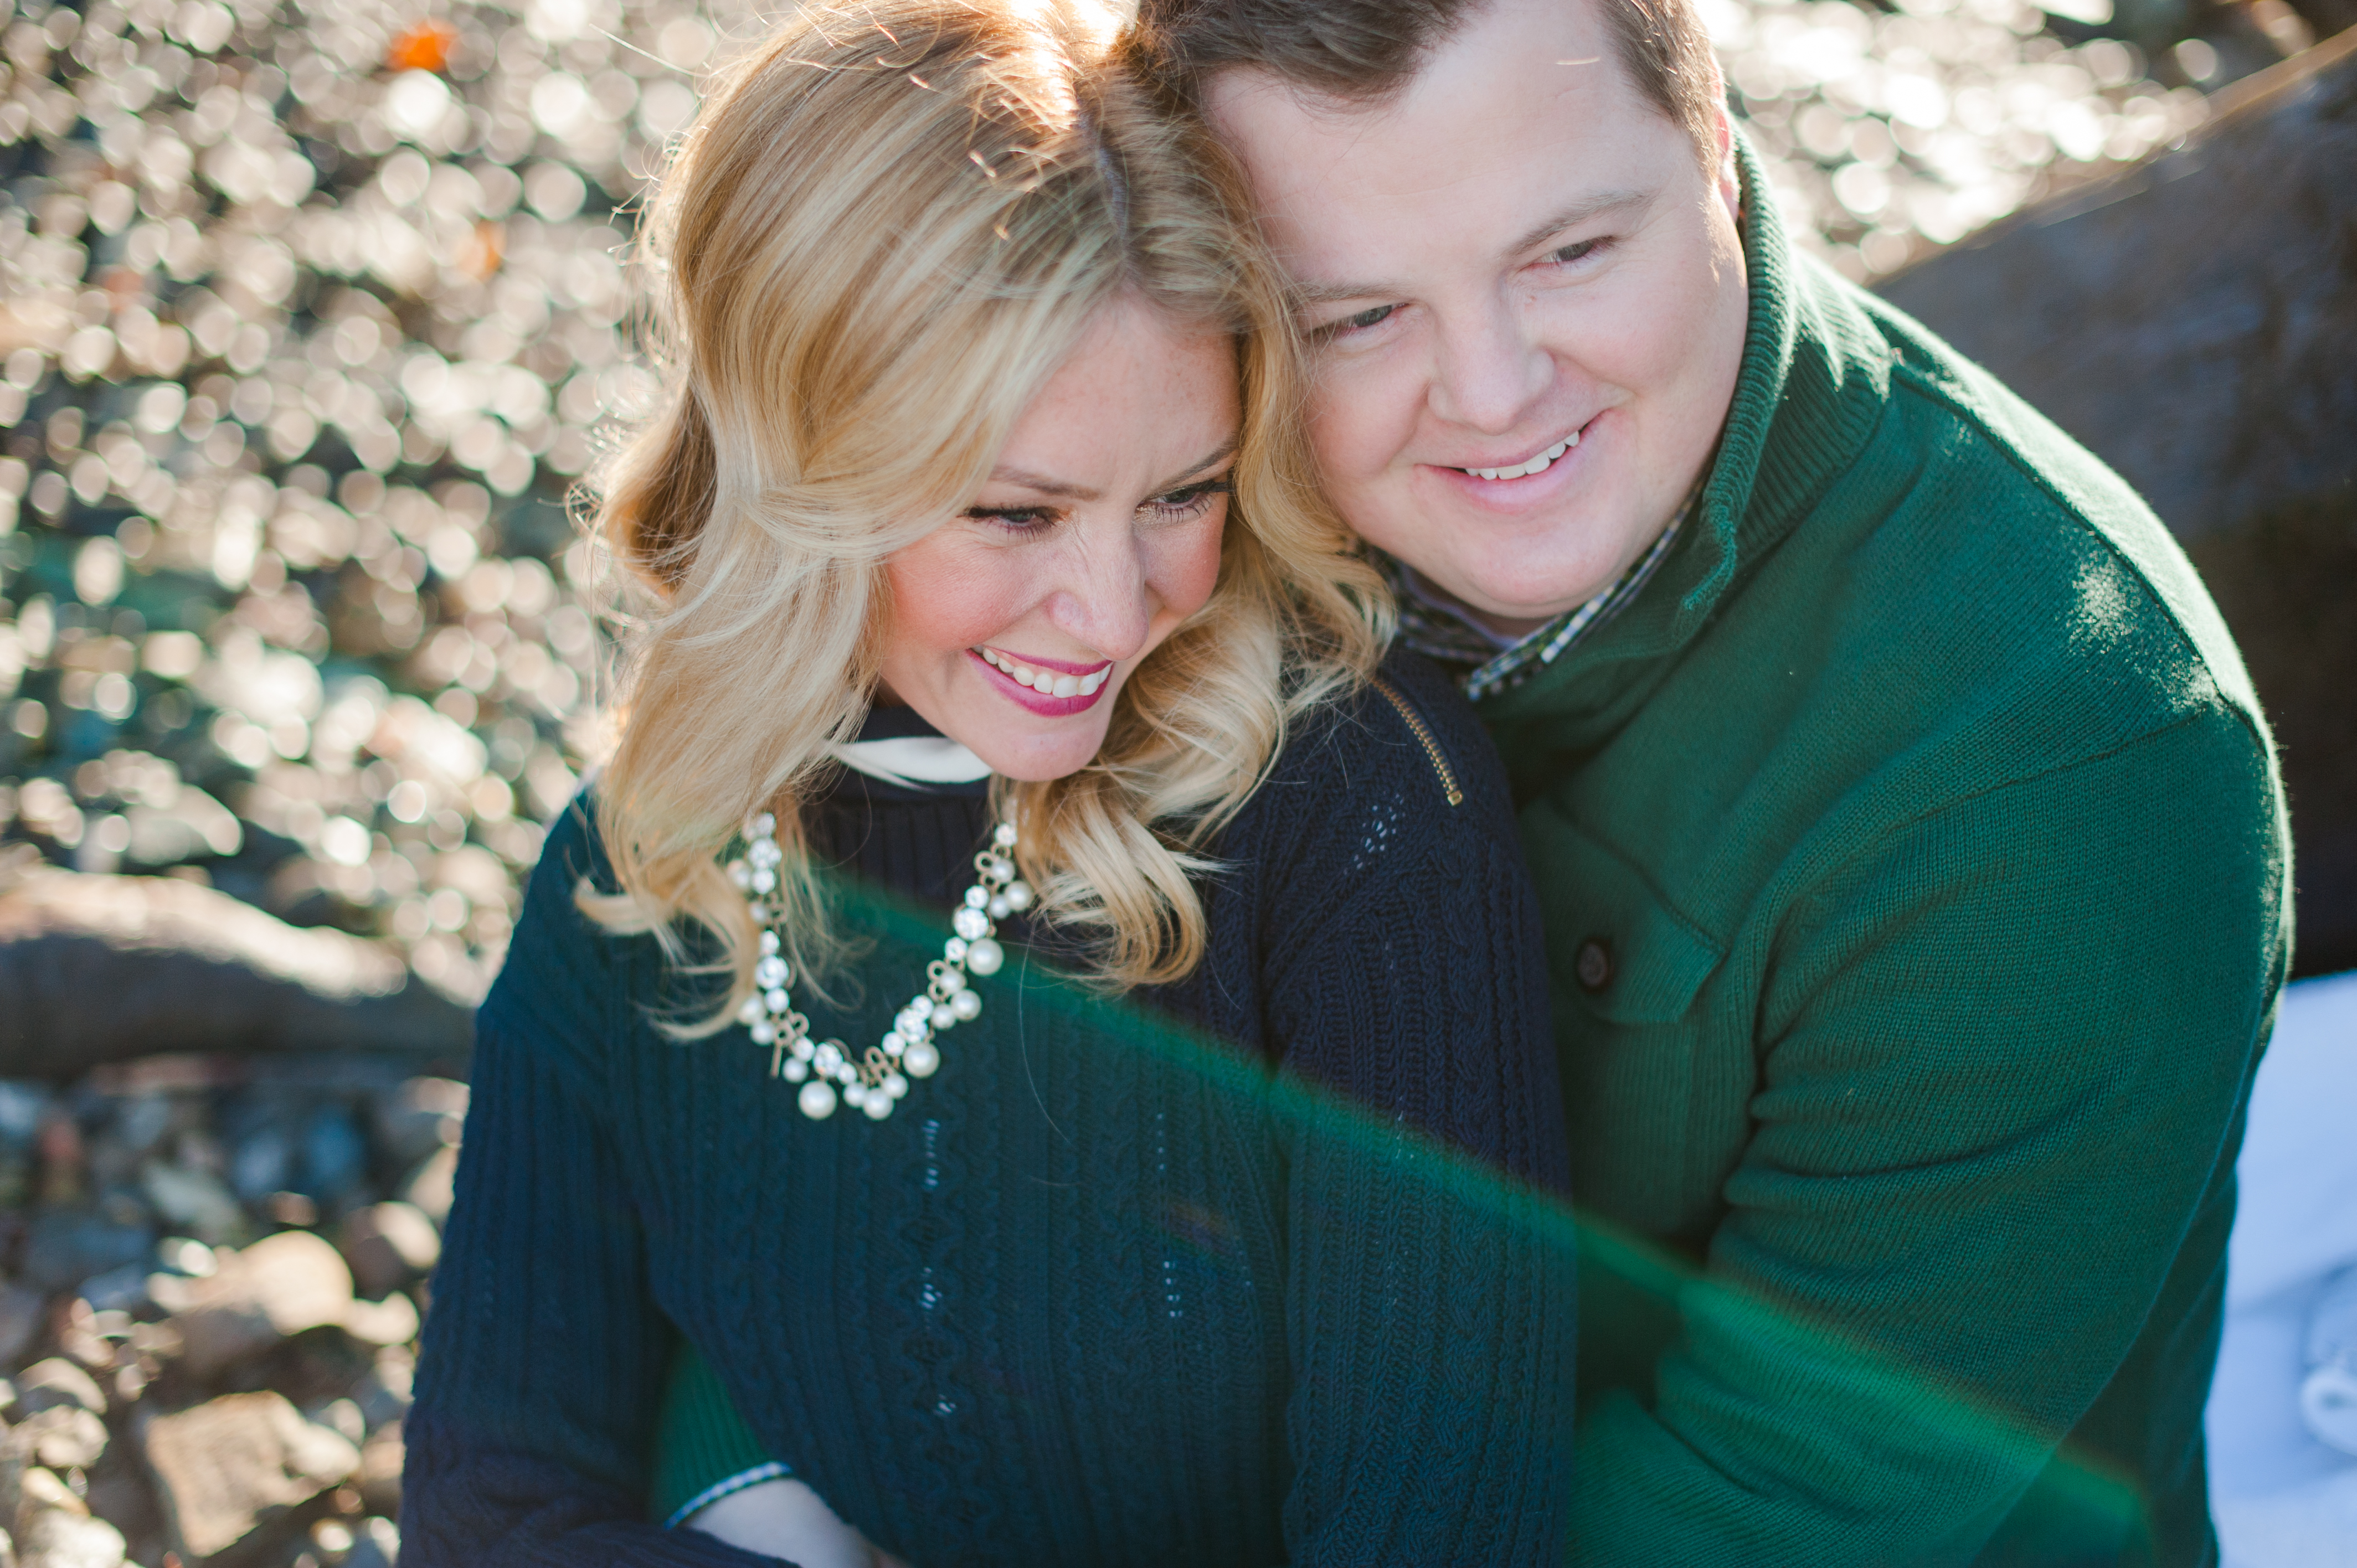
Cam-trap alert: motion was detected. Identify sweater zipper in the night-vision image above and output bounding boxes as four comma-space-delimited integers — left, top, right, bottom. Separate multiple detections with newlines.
1371, 676, 1465, 807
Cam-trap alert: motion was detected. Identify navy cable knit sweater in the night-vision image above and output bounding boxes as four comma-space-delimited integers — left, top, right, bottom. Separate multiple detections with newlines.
401, 650, 1576, 1567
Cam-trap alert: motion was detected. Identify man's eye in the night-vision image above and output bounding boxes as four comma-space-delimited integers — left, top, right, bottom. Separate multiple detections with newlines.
1310, 303, 1401, 347
1545, 239, 1604, 267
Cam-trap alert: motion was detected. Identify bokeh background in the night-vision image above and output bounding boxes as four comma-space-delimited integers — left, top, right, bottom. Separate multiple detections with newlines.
0, 0, 2349, 1564
0, 0, 2345, 1002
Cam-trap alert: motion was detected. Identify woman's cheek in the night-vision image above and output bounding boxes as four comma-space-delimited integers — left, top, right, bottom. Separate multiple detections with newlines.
884, 540, 1023, 657
1155, 510, 1229, 622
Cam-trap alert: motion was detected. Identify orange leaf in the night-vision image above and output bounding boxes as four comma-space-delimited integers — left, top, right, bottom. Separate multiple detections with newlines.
466, 220, 505, 281
385, 20, 457, 75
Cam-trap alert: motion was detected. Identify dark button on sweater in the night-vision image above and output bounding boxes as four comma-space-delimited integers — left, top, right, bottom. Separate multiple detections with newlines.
1576, 937, 1613, 992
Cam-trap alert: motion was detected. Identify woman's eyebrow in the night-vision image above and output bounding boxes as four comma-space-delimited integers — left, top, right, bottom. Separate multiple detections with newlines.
1150, 439, 1239, 494
987, 439, 1238, 503
986, 468, 1102, 501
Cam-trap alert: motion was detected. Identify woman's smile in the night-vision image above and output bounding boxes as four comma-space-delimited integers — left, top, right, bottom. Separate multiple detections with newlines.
969, 645, 1116, 713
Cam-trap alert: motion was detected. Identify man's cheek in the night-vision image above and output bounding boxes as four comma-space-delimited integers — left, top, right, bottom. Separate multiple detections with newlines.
1306, 369, 1411, 488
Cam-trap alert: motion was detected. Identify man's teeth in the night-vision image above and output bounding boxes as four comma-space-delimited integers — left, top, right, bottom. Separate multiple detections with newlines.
977, 648, 1109, 698
1463, 434, 1576, 482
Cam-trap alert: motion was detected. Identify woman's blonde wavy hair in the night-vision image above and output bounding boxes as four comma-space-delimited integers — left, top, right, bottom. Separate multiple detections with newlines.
583, 0, 1390, 1028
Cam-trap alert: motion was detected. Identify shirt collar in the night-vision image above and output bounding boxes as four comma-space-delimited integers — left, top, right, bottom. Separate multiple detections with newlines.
1385, 483, 1699, 702
828, 703, 992, 800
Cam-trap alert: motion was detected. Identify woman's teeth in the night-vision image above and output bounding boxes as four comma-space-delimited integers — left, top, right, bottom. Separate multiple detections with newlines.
977, 648, 1109, 698
1462, 434, 1576, 482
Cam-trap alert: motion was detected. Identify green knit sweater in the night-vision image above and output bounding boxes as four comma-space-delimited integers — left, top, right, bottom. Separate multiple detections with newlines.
1479, 137, 2291, 1567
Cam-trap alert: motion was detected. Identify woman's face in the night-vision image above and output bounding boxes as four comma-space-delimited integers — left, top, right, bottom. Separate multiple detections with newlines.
878, 297, 1239, 782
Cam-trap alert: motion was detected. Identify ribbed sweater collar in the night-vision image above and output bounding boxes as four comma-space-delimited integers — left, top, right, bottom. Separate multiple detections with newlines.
1479, 127, 1892, 746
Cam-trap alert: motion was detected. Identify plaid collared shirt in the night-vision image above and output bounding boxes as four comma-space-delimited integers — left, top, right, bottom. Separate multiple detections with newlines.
1385, 491, 1695, 702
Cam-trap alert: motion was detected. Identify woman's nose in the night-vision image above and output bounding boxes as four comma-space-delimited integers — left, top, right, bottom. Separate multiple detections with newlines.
1042, 519, 1154, 663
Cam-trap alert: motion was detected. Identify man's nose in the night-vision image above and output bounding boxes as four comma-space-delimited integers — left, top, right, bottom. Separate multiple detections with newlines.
1427, 295, 1552, 435
1042, 522, 1153, 663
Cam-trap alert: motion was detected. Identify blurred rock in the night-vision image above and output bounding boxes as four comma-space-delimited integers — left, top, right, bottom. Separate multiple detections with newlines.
1881, 31, 2357, 976
7, 1410, 105, 1475
49, 1301, 119, 1376
339, 1293, 419, 1349
120, 788, 241, 870
137, 1163, 245, 1249
160, 1231, 353, 1379
71, 1268, 147, 1318
138, 1391, 359, 1562
352, 1354, 413, 1434
356, 1421, 404, 1518
300, 1104, 367, 1203
0, 871, 471, 1078
152, 1239, 217, 1280
228, 1126, 292, 1206
307, 1397, 364, 1448
338, 1203, 441, 1300
13, 1509, 123, 1568
11, 1361, 102, 1420
30, 1118, 84, 1209
370, 1078, 467, 1168
0, 1050, 451, 1562
4, 1464, 82, 1530
0, 1084, 48, 1210
0, 1289, 46, 1369
345, 1514, 401, 1568
397, 1146, 458, 1230
73, 1467, 156, 1562
19, 1216, 150, 1296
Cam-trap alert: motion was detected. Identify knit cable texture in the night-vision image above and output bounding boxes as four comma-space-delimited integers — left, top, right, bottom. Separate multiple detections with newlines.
400, 649, 1577, 1567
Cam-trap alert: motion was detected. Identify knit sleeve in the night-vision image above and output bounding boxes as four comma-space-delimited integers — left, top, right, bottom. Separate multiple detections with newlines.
1567, 710, 2283, 1566
1258, 659, 1578, 1567
398, 802, 790, 1568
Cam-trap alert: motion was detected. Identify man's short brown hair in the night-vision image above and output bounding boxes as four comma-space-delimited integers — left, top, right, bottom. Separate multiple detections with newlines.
1129, 0, 1725, 167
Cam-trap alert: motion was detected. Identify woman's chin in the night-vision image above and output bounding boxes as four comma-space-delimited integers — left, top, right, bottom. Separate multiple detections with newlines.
963, 721, 1111, 784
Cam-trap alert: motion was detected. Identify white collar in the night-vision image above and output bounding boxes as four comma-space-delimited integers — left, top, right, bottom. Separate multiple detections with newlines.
827, 735, 992, 791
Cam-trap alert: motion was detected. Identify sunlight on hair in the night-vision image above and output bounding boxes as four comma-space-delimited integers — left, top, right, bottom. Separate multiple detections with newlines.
577, 0, 1391, 1035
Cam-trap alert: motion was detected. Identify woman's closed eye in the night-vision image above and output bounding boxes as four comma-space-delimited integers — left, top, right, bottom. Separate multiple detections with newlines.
961, 477, 1230, 535
1143, 476, 1232, 520
962, 503, 1058, 533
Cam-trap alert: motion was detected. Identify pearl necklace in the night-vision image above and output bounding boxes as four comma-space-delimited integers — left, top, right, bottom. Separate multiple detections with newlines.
729, 812, 1029, 1121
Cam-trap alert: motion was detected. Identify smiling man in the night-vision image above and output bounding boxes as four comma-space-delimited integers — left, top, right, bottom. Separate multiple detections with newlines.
1135, 0, 2292, 1562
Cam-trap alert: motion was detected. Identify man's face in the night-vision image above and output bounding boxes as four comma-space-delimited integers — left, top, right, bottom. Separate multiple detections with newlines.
1206, 0, 1750, 633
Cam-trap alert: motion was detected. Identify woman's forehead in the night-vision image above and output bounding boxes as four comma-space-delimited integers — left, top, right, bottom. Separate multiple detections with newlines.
987, 300, 1241, 495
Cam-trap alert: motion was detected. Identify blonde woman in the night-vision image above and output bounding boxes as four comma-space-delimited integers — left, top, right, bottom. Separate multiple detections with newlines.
400, 3, 1573, 1564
